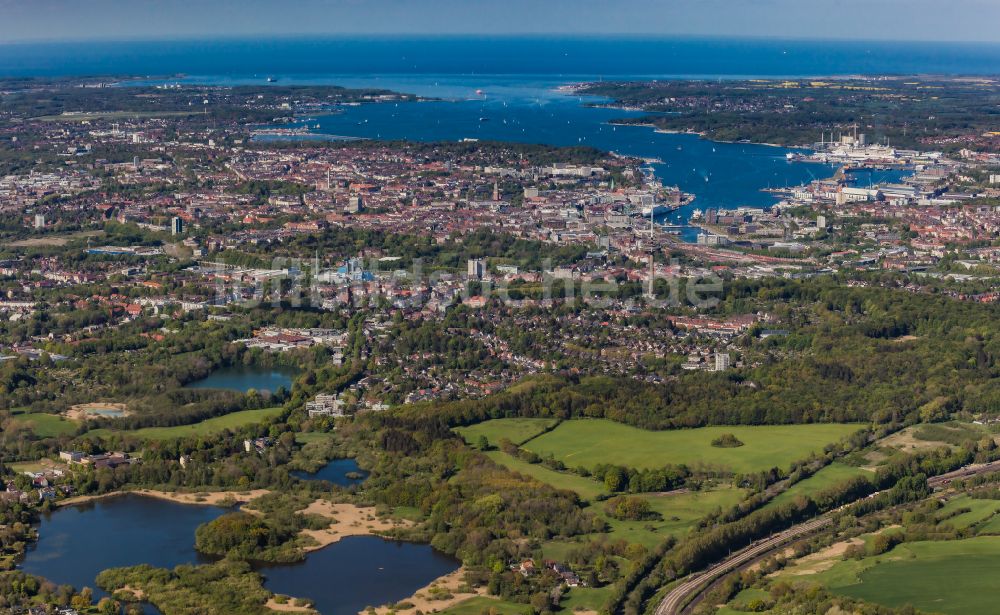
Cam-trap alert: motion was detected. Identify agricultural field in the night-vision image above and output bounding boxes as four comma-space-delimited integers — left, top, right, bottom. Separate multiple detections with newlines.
520, 419, 863, 474
7, 410, 79, 438
484, 450, 609, 501
816, 537, 1000, 615
87, 407, 284, 441
455, 418, 559, 447
766, 463, 874, 509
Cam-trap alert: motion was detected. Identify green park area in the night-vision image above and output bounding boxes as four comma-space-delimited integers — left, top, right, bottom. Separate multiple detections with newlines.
517, 419, 862, 474
443, 586, 613, 615
766, 462, 874, 509
86, 407, 284, 441
481, 446, 748, 549
592, 487, 747, 549
8, 410, 79, 438
483, 450, 609, 501
455, 417, 559, 447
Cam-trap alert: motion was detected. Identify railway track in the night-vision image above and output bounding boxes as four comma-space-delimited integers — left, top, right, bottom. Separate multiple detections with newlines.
654, 459, 1000, 615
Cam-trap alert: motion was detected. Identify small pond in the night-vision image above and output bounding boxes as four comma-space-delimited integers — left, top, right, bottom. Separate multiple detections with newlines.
291, 458, 369, 487
184, 365, 298, 394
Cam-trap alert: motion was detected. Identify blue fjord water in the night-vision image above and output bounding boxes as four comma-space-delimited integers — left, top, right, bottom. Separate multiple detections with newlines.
131, 71, 839, 240
4, 36, 963, 235
163, 72, 839, 239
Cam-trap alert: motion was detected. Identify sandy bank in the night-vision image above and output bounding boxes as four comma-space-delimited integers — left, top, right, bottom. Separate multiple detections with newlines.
298, 500, 414, 552
58, 489, 270, 508
266, 597, 316, 613
363, 567, 484, 615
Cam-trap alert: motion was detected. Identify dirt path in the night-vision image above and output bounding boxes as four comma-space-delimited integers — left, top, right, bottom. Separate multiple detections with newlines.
783, 538, 865, 576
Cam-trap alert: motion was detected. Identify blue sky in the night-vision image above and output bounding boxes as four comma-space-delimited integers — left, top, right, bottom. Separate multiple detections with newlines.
1, 0, 998, 43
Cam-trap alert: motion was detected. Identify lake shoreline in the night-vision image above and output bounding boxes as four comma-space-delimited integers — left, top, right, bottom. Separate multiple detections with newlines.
57, 488, 271, 508
363, 566, 483, 615
296, 500, 415, 552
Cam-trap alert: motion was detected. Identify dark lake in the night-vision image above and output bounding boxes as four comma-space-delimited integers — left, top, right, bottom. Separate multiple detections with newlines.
256, 535, 459, 615
20, 495, 223, 612
291, 458, 369, 487
20, 494, 458, 615
184, 365, 298, 394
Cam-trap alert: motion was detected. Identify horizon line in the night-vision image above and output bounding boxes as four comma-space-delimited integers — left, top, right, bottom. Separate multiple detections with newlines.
3, 32, 1000, 47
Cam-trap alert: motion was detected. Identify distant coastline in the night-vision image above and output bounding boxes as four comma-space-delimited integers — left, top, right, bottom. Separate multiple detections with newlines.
5, 36, 1000, 78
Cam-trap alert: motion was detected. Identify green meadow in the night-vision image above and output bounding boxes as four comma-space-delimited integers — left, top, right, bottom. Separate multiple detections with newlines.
8, 410, 79, 438
767, 462, 874, 509
442, 596, 529, 615
87, 407, 283, 441
520, 419, 862, 474
455, 417, 559, 446
597, 487, 747, 548
821, 537, 1000, 615
484, 450, 609, 501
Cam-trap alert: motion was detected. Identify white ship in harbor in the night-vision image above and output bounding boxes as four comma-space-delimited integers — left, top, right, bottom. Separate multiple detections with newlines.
638, 189, 696, 218
642, 203, 677, 217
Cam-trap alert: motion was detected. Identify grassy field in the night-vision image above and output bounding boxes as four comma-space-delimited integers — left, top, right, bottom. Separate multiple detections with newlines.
767, 463, 873, 509
717, 588, 774, 614
936, 495, 1000, 530
558, 586, 614, 611
597, 487, 747, 548
821, 537, 1000, 615
442, 596, 529, 615
87, 407, 283, 441
8, 460, 52, 473
455, 418, 558, 446
540, 486, 748, 558
8, 411, 79, 438
484, 451, 609, 501
294, 432, 334, 445
974, 511, 1000, 534
5, 230, 103, 248
521, 419, 862, 474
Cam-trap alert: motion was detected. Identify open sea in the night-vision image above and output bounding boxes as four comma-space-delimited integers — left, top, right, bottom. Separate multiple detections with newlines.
2, 36, 1000, 77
